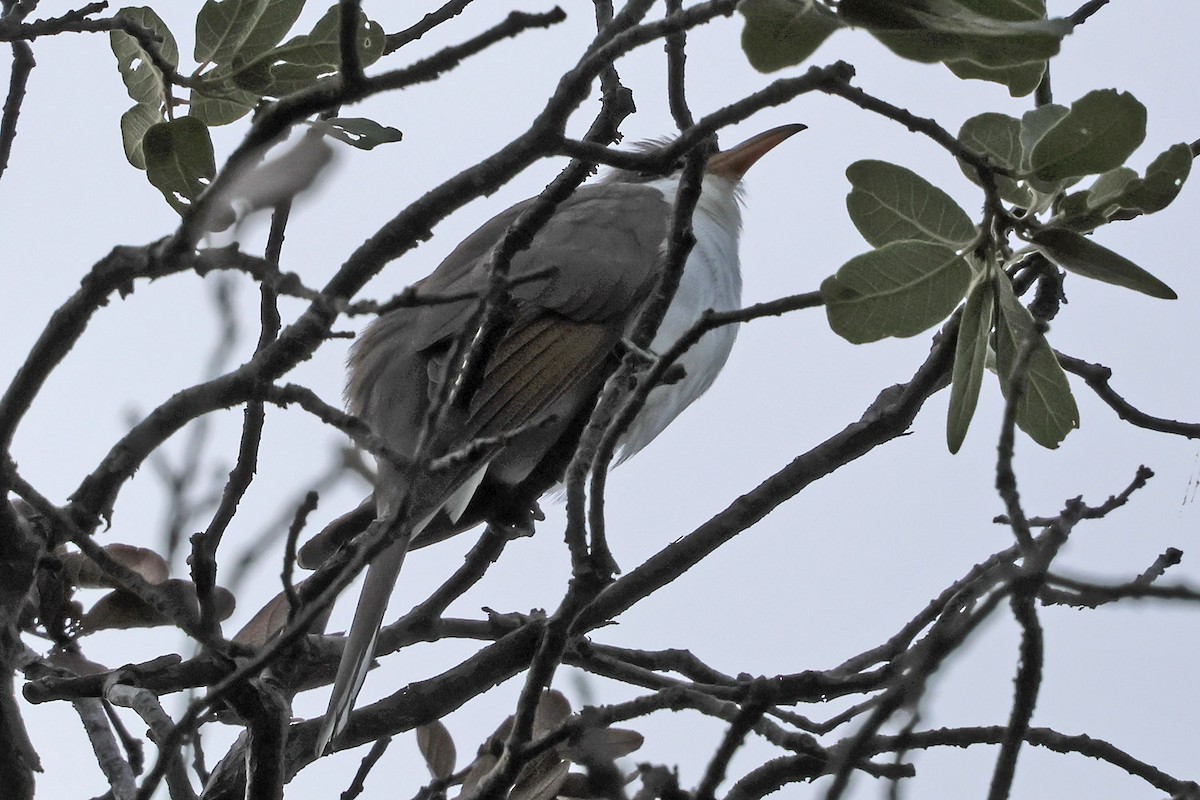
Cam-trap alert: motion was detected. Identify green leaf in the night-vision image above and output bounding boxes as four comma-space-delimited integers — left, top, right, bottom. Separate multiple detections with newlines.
954, 0, 1048, 22
1057, 143, 1192, 230
215, 6, 385, 99
110, 7, 179, 107
1053, 190, 1108, 233
821, 240, 973, 343
1031, 228, 1176, 299
945, 56, 1045, 97
957, 112, 1030, 206
1017, 104, 1074, 201
249, 61, 325, 95
1118, 142, 1192, 214
960, 113, 1023, 173
942, 1, 1051, 95
230, 55, 277, 93
840, 0, 1073, 70
189, 89, 258, 126
142, 117, 216, 214
739, 0, 844, 73
191, 6, 384, 123
324, 117, 404, 150
1029, 90, 1147, 181
189, 63, 258, 126
947, 273, 995, 453
846, 160, 976, 248
256, 5, 385, 74
993, 275, 1078, 448
1017, 104, 1068, 172
119, 102, 164, 169
1084, 167, 1138, 210
195, 0, 306, 66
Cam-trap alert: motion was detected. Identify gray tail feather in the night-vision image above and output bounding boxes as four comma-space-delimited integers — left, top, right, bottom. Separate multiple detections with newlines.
314, 537, 409, 756
314, 468, 488, 756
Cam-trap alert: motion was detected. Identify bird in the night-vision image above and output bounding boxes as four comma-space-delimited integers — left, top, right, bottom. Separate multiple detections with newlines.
312, 124, 804, 755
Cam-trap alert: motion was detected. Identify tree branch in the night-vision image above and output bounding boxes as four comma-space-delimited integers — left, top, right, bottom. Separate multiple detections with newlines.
1057, 352, 1200, 439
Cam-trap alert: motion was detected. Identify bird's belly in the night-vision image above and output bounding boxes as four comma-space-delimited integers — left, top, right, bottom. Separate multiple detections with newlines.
618, 232, 741, 459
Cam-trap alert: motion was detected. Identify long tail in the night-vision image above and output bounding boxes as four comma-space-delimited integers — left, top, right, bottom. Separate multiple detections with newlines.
314, 466, 489, 756
314, 536, 408, 756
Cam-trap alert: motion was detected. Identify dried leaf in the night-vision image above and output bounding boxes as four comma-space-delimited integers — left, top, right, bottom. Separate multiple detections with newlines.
511, 752, 569, 800
458, 752, 496, 799
483, 714, 514, 749
62, 544, 170, 589
533, 690, 572, 737
416, 720, 457, 780
79, 579, 235, 634
566, 727, 644, 763
232, 583, 328, 645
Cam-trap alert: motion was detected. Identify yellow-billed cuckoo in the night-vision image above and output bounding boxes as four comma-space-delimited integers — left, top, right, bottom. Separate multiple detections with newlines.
313, 124, 803, 754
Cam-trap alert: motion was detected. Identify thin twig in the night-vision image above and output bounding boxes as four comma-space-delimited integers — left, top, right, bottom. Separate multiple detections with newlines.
0, 40, 33, 181
338, 0, 364, 85
1069, 0, 1110, 26
870, 725, 1197, 797
987, 588, 1042, 800
664, 0, 694, 131
583, 142, 710, 576
339, 736, 392, 800
994, 327, 1042, 554
1057, 353, 1200, 439
995, 464, 1154, 527
695, 695, 770, 800
384, 0, 475, 54
283, 492, 319, 617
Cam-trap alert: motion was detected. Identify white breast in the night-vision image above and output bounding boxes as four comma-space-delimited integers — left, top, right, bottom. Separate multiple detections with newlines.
618, 174, 744, 459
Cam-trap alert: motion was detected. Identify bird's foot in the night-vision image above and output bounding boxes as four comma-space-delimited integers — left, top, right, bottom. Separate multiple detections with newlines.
617, 340, 687, 385
618, 338, 659, 365
489, 501, 543, 540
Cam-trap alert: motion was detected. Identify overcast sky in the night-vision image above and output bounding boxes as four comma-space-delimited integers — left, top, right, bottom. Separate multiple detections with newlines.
3, 2, 1198, 798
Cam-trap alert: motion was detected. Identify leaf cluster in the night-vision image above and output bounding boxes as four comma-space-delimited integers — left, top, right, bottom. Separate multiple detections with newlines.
820, 90, 1187, 451
740, 0, 1073, 96
108, 1, 400, 214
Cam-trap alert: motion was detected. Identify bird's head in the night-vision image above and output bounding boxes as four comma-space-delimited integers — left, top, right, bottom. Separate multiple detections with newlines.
600, 123, 806, 186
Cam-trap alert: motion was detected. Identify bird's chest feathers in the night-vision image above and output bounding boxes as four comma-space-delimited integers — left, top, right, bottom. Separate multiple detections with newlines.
619, 177, 744, 457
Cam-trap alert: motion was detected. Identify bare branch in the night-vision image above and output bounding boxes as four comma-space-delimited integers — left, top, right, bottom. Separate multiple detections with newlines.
1069, 0, 1110, 26
577, 301, 958, 632
74, 697, 137, 800
340, 736, 392, 800
0, 40, 33, 182
338, 0, 365, 85
695, 694, 770, 800
987, 590, 1042, 800
384, 0, 476, 54
1057, 353, 1200, 439
871, 725, 1198, 798
994, 326, 1041, 554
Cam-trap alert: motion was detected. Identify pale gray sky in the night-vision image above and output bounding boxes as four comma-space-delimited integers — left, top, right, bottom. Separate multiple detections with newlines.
3, 2, 1198, 798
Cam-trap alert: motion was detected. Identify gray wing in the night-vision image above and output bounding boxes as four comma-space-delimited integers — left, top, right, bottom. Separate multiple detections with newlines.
401, 182, 672, 347
348, 181, 672, 461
